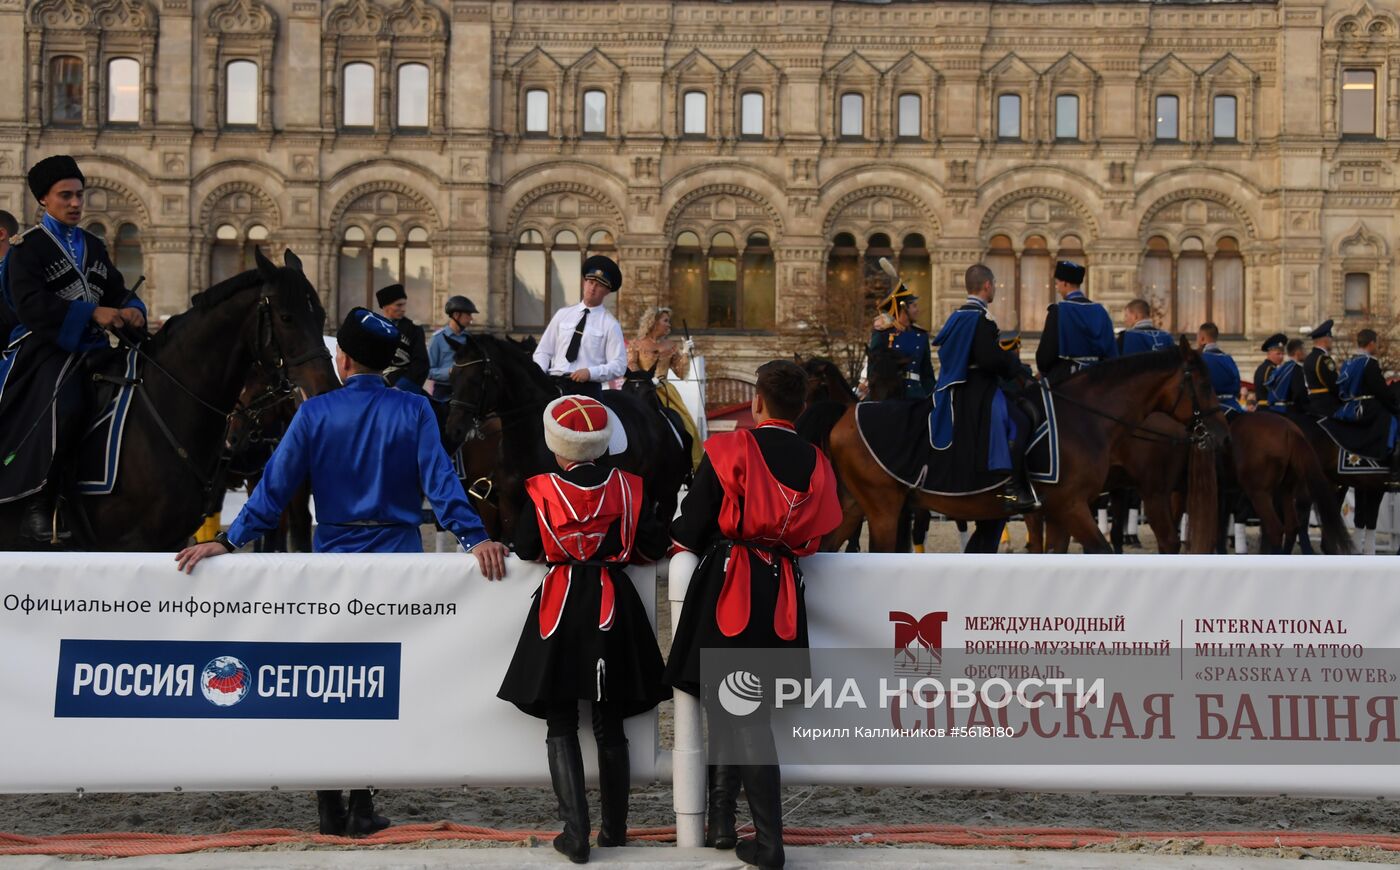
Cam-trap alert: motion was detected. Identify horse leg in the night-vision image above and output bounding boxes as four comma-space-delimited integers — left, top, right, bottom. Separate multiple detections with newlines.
1023, 512, 1044, 554
1249, 489, 1284, 555
1056, 499, 1113, 554
823, 494, 866, 552
866, 507, 902, 554
965, 520, 1007, 553
1140, 492, 1180, 555
1044, 518, 1071, 554
896, 507, 914, 553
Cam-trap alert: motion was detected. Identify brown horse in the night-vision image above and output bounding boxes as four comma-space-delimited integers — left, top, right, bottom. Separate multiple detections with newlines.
1102, 411, 1353, 555
1295, 416, 1390, 554
817, 340, 1227, 553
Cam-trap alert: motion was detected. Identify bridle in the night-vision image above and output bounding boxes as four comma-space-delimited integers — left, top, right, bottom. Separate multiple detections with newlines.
1048, 360, 1219, 450
103, 291, 330, 513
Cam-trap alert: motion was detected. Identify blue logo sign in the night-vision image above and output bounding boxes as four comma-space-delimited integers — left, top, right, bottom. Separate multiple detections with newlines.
54, 639, 401, 720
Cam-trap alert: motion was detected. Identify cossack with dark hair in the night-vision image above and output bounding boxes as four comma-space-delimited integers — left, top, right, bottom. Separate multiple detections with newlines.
964, 264, 994, 295
0, 210, 17, 237
1125, 298, 1152, 319
755, 359, 807, 421
1286, 338, 1305, 355
1358, 328, 1378, 347
1198, 321, 1220, 342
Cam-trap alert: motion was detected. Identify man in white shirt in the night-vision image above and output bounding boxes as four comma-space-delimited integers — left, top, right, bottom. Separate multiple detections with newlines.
532, 255, 627, 398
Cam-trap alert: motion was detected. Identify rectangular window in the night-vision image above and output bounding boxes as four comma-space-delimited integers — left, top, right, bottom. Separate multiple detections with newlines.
1213, 255, 1244, 334
50, 57, 83, 125
683, 91, 707, 135
1177, 255, 1207, 331
226, 60, 259, 126
107, 58, 140, 124
997, 94, 1021, 140
897, 93, 921, 138
840, 93, 864, 138
1345, 272, 1371, 315
1055, 94, 1079, 140
1213, 95, 1237, 140
582, 89, 607, 134
512, 248, 547, 328
1342, 70, 1377, 136
343, 63, 375, 128
741, 92, 764, 137
397, 64, 429, 128
525, 89, 549, 133
1155, 95, 1179, 140
1019, 254, 1049, 331
707, 253, 737, 327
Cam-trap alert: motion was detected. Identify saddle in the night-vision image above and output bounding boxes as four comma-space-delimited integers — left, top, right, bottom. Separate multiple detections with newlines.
854, 396, 1011, 496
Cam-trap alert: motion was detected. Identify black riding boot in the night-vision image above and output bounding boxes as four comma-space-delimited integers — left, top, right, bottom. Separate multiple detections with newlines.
19, 492, 69, 545
705, 764, 740, 849
546, 734, 591, 863
315, 790, 347, 835
998, 446, 1040, 514
595, 742, 630, 847
344, 789, 390, 837
732, 725, 784, 869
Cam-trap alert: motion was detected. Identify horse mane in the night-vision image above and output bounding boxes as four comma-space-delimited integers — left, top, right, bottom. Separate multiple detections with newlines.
147, 264, 323, 355
1070, 347, 1185, 386
805, 357, 856, 400
458, 332, 558, 393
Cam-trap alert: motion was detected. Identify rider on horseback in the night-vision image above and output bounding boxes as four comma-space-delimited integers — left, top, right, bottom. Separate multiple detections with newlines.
1265, 338, 1310, 416
868, 278, 934, 399
1116, 298, 1174, 355
931, 264, 1039, 512
1304, 319, 1342, 418
0, 156, 146, 543
428, 294, 477, 397
376, 283, 430, 394
1253, 333, 1287, 410
1035, 261, 1117, 384
1196, 322, 1244, 419
1332, 328, 1400, 474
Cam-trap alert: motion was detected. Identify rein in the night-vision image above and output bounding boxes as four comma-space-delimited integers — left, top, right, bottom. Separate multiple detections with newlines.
1047, 363, 1216, 450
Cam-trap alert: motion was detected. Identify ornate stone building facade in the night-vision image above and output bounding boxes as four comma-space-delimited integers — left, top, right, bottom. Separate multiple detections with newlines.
2, 0, 1397, 384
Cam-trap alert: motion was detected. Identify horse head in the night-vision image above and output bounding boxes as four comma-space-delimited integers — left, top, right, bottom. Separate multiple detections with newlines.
866, 347, 910, 401
444, 335, 502, 447
1169, 337, 1230, 449
621, 363, 659, 404
248, 247, 338, 398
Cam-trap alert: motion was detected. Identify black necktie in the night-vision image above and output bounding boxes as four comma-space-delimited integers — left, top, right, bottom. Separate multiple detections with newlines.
565, 308, 589, 363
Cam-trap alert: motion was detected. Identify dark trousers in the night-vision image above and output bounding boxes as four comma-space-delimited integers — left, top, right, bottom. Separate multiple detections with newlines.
546, 701, 627, 747
553, 376, 602, 399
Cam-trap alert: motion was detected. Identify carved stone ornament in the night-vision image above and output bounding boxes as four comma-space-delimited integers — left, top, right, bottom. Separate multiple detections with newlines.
208, 0, 277, 34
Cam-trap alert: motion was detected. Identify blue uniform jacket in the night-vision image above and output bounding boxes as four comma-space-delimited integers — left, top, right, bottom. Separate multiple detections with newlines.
427, 327, 466, 394
226, 374, 489, 553
1118, 323, 1174, 356
869, 324, 935, 399
1264, 360, 1300, 412
1201, 345, 1243, 416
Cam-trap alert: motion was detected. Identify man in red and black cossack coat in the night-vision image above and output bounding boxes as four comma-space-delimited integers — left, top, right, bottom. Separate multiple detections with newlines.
665, 360, 842, 870
498, 394, 670, 865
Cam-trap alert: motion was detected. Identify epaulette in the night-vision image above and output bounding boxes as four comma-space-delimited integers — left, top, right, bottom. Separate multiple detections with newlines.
7, 226, 37, 247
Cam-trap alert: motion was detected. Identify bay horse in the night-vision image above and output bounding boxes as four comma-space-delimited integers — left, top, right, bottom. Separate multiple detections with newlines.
1102, 410, 1352, 555
0, 248, 338, 551
816, 339, 1227, 553
442, 334, 690, 545
222, 361, 312, 553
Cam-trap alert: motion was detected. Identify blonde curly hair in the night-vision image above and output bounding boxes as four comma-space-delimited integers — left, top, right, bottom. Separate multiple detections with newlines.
636, 306, 674, 340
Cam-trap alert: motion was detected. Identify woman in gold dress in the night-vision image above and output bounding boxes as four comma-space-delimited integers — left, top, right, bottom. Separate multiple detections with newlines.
627, 307, 703, 469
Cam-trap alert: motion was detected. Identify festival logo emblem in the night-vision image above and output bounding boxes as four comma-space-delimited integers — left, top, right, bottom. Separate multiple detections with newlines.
200, 656, 251, 707
717, 670, 764, 717
890, 610, 947, 674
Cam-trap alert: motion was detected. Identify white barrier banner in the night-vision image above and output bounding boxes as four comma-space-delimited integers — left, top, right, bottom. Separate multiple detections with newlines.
788, 553, 1400, 797
0, 553, 658, 793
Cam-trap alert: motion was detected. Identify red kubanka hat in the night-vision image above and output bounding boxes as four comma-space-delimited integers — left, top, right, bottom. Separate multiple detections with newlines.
543, 395, 612, 462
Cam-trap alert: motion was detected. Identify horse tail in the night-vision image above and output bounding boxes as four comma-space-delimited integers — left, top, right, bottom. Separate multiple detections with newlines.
795, 400, 849, 452
1184, 439, 1219, 554
1292, 427, 1354, 555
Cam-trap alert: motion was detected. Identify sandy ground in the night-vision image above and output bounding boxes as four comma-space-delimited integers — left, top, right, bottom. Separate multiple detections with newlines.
7, 520, 1396, 863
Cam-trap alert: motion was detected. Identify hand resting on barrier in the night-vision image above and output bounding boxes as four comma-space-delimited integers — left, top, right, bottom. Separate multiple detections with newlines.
174, 538, 512, 580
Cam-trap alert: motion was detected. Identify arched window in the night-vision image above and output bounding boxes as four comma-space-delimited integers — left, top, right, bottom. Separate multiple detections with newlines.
107, 58, 140, 124
343, 63, 375, 128
50, 56, 83, 125
670, 231, 705, 329
840, 93, 864, 138
707, 232, 739, 327
864, 233, 894, 305
1137, 235, 1243, 335
336, 225, 432, 322
985, 235, 1018, 326
513, 229, 547, 327
1020, 236, 1051, 331
510, 228, 596, 329
210, 223, 270, 284
587, 230, 615, 252
898, 233, 931, 314
826, 232, 861, 304
1055, 94, 1079, 140
525, 89, 549, 134
87, 222, 107, 241
225, 60, 259, 126
582, 89, 607, 135
404, 227, 432, 322
683, 91, 707, 136
337, 226, 370, 317
740, 92, 764, 138
550, 230, 582, 315
741, 232, 776, 330
897, 94, 921, 139
397, 63, 429, 129
113, 223, 143, 285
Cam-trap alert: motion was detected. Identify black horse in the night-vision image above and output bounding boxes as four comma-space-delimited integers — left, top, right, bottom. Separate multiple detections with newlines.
443, 334, 690, 545
619, 364, 695, 486
0, 248, 339, 551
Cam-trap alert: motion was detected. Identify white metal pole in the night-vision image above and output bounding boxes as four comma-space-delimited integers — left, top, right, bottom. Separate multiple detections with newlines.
664, 553, 705, 848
